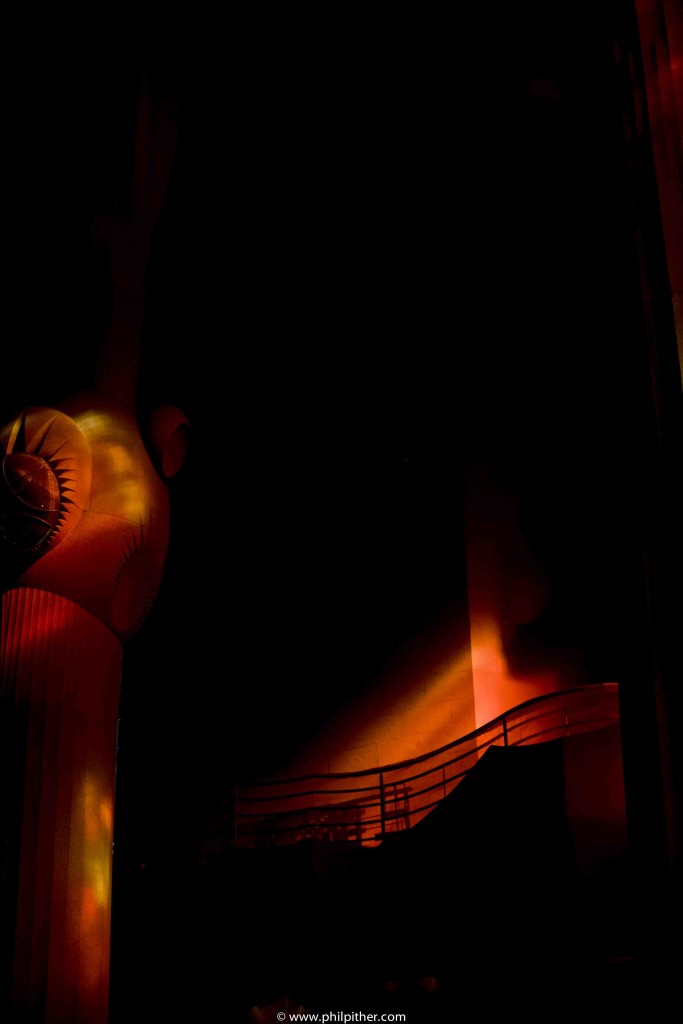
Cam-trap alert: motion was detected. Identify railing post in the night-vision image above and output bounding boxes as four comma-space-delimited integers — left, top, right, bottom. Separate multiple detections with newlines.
379, 772, 386, 839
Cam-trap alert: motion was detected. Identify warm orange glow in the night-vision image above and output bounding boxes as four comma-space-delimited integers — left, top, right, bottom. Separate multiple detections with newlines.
1, 590, 121, 1022
81, 774, 113, 911
80, 888, 99, 929
340, 649, 471, 768
243, 460, 606, 848
4, 396, 174, 641
84, 777, 100, 842
65, 771, 115, 1001
0, 395, 177, 1022
464, 464, 582, 729
235, 685, 622, 849
468, 611, 564, 729
0, 82, 186, 1020
283, 603, 475, 780
72, 407, 158, 524
99, 797, 113, 832
470, 616, 506, 675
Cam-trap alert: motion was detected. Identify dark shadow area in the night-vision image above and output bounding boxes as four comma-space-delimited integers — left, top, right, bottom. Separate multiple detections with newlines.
1, 3, 679, 1019
112, 742, 676, 1022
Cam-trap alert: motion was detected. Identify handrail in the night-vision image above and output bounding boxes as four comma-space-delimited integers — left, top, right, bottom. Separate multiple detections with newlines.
237, 684, 616, 786
232, 683, 619, 849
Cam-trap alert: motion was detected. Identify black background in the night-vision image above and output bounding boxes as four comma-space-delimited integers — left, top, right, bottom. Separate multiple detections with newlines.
1, 1, 649, 849
2, 4, 677, 1014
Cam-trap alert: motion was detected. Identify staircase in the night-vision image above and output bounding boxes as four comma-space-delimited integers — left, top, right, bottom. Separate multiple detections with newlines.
232, 683, 620, 848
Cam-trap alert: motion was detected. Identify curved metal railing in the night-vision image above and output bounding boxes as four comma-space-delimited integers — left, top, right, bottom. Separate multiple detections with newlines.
233, 683, 619, 848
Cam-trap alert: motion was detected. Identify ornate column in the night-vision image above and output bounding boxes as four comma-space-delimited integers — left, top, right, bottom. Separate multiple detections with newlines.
0, 75, 188, 1023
